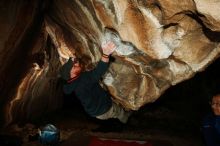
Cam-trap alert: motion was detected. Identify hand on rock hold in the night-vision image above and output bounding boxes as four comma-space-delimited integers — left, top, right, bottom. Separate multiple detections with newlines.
101, 41, 116, 56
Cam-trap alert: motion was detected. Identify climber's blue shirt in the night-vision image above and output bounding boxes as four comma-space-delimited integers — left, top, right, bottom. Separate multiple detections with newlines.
202, 113, 220, 146
63, 60, 112, 117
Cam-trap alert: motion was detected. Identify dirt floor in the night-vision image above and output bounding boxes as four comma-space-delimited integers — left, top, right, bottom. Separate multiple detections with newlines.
0, 100, 206, 146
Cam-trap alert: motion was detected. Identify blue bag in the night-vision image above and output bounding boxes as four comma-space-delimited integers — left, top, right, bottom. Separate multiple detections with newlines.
39, 124, 60, 145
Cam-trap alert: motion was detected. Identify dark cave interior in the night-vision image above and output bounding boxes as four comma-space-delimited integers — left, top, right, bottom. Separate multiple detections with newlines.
1, 1, 220, 146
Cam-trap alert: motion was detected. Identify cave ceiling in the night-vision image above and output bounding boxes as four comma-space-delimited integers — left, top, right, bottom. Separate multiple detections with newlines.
0, 0, 220, 125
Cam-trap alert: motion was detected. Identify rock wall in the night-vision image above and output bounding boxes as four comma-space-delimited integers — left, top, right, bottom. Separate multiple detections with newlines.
0, 0, 220, 125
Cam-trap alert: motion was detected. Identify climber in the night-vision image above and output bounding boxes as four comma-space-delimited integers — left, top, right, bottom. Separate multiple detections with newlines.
202, 94, 220, 146
59, 41, 131, 124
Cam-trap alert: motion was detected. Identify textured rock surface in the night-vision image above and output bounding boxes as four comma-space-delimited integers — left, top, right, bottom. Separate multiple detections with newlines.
0, 0, 220, 125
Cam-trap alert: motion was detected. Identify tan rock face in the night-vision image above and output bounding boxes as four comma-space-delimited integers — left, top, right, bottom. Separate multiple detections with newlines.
194, 0, 220, 31
0, 0, 220, 125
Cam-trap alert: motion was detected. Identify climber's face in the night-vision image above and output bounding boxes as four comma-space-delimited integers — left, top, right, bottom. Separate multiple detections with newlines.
70, 58, 82, 78
211, 94, 220, 116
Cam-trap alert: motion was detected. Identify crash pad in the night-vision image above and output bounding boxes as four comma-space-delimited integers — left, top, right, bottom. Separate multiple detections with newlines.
60, 132, 173, 146
88, 137, 152, 146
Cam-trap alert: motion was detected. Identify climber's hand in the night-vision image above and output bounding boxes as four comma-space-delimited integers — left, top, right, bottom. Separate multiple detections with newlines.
101, 41, 116, 56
